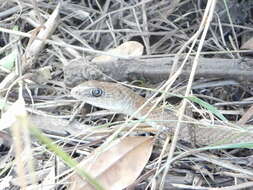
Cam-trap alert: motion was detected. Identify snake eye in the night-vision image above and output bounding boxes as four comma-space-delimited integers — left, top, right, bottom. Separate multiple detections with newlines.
91, 88, 103, 97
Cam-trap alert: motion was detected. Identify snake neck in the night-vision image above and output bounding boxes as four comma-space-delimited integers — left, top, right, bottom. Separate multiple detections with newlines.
122, 94, 175, 129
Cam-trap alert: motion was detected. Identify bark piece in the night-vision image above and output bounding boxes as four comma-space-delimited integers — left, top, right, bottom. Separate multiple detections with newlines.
64, 57, 253, 86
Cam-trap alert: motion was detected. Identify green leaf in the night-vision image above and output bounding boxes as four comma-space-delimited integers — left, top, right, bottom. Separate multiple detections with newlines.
29, 125, 105, 190
0, 99, 7, 110
186, 96, 227, 122
198, 142, 253, 150
0, 50, 17, 71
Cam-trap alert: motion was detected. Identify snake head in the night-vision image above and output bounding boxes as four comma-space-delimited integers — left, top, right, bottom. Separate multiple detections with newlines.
71, 80, 142, 114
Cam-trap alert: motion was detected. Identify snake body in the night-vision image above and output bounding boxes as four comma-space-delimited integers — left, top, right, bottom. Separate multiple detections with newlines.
71, 80, 253, 145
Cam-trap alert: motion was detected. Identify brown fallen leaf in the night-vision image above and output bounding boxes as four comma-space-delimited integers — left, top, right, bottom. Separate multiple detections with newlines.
69, 136, 154, 190
92, 41, 144, 63
237, 104, 253, 125
241, 37, 253, 49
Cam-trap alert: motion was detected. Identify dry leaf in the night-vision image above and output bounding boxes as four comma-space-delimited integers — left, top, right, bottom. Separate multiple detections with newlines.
69, 136, 154, 190
241, 37, 253, 49
0, 97, 27, 131
92, 41, 144, 63
28, 66, 52, 83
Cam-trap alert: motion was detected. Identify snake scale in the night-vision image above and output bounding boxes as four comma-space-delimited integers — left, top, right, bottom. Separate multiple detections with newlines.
71, 80, 253, 145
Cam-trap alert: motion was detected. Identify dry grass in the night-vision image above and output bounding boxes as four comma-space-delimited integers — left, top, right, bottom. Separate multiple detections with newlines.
1, 0, 253, 189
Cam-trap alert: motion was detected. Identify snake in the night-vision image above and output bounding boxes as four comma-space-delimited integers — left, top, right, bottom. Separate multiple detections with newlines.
71, 80, 253, 145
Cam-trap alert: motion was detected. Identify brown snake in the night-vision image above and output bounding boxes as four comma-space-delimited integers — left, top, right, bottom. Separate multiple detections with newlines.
71, 80, 253, 145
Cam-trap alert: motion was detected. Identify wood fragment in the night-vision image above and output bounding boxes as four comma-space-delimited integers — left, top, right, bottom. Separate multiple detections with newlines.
237, 105, 253, 125
64, 57, 253, 86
